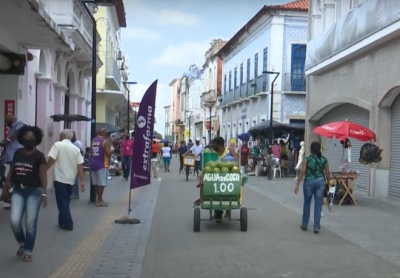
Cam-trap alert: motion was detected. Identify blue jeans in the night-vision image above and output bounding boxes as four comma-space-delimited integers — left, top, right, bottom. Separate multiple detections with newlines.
54, 181, 73, 229
10, 187, 42, 254
302, 177, 325, 231
72, 176, 79, 197
122, 156, 131, 178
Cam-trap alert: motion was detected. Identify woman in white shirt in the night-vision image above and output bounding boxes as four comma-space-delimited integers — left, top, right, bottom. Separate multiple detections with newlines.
161, 145, 172, 172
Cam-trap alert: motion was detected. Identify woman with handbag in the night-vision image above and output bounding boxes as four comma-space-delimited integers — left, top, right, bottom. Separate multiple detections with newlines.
294, 141, 331, 234
1, 125, 47, 262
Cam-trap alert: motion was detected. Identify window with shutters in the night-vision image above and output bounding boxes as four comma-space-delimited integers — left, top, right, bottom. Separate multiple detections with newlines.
223, 74, 227, 93
254, 53, 258, 78
262, 47, 268, 91
228, 71, 232, 91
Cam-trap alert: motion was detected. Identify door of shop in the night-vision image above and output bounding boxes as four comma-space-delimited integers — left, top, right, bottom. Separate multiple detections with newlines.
389, 95, 400, 200
319, 104, 370, 192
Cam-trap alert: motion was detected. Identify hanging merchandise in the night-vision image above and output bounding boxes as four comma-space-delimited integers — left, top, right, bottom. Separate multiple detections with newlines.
359, 143, 383, 165
340, 138, 351, 148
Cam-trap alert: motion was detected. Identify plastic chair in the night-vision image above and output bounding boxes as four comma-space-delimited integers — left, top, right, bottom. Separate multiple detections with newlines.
272, 158, 282, 178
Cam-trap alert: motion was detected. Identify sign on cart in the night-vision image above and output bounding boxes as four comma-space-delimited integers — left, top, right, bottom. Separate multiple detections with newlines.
202, 173, 241, 196
4, 100, 15, 139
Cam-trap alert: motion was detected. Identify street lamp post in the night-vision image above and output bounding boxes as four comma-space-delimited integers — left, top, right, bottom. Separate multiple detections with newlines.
263, 71, 280, 150
81, 0, 117, 203
263, 70, 280, 180
123, 81, 138, 134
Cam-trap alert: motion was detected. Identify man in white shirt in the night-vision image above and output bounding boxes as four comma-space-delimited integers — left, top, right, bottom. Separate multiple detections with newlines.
46, 129, 85, 231
186, 138, 203, 177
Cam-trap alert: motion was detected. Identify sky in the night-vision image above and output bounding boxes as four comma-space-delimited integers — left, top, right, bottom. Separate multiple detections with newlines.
121, 0, 291, 134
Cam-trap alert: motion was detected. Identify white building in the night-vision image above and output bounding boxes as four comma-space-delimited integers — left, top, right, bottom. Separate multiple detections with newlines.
217, 0, 308, 142
305, 0, 400, 200
188, 66, 204, 142
201, 39, 225, 144
0, 0, 126, 187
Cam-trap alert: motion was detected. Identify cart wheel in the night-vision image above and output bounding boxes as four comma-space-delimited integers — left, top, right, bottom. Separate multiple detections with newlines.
193, 207, 201, 232
240, 207, 248, 232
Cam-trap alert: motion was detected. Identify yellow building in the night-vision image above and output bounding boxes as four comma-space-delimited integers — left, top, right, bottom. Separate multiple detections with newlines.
94, 3, 128, 134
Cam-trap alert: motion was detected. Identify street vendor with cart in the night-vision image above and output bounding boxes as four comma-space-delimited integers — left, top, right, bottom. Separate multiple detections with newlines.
211, 137, 238, 161
203, 137, 239, 219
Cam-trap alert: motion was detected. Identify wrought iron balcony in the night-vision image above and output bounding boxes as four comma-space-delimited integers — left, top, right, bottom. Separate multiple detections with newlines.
222, 91, 234, 105
201, 89, 217, 106
282, 73, 306, 92
221, 75, 269, 106
106, 57, 122, 90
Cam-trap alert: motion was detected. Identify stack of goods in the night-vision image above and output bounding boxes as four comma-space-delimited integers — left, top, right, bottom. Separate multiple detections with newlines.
203, 161, 240, 174
359, 143, 383, 165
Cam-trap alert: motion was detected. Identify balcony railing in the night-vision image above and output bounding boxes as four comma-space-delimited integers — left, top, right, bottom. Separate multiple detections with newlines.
221, 75, 270, 106
282, 73, 306, 92
106, 57, 122, 90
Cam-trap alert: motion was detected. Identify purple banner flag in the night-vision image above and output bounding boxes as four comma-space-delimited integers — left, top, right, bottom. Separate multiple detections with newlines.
130, 80, 158, 189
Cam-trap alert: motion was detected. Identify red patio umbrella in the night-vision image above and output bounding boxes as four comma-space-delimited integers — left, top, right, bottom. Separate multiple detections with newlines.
314, 120, 376, 142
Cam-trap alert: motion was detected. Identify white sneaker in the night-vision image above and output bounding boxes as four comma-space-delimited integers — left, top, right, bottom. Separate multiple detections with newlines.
108, 176, 112, 180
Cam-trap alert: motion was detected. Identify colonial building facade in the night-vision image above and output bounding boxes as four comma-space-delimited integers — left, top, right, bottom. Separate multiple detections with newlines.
305, 0, 400, 200
201, 39, 225, 144
0, 0, 127, 187
217, 0, 308, 143
94, 4, 128, 132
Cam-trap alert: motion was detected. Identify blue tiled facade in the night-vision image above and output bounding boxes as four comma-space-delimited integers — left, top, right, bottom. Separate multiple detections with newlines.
281, 18, 308, 122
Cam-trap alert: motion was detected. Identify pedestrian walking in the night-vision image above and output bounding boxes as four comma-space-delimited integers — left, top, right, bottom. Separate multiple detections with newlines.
120, 134, 133, 180
183, 138, 203, 177
46, 129, 85, 231
1, 115, 24, 210
89, 128, 113, 207
161, 143, 171, 172
178, 141, 187, 174
294, 141, 331, 234
1, 125, 47, 262
71, 131, 83, 199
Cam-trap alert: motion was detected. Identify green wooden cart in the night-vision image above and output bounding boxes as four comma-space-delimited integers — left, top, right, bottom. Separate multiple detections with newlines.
193, 172, 247, 232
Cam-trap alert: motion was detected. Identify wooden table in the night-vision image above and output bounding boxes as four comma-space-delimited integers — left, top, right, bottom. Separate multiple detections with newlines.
331, 172, 359, 206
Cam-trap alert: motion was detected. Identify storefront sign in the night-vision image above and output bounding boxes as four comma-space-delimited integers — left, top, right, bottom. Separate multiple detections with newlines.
185, 129, 189, 137
206, 121, 211, 130
4, 100, 15, 139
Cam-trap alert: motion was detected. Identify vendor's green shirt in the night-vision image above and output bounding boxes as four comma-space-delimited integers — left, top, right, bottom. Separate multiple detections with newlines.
304, 155, 327, 182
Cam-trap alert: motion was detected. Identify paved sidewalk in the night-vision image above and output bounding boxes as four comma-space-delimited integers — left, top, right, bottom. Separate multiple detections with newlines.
0, 176, 130, 278
139, 161, 400, 278
3, 160, 400, 278
247, 176, 400, 268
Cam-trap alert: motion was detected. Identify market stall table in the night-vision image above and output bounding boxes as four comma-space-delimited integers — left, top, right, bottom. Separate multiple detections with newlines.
331, 172, 359, 206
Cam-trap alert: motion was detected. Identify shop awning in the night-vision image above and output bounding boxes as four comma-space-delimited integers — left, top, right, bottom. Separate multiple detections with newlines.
248, 120, 305, 137
0, 0, 74, 52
